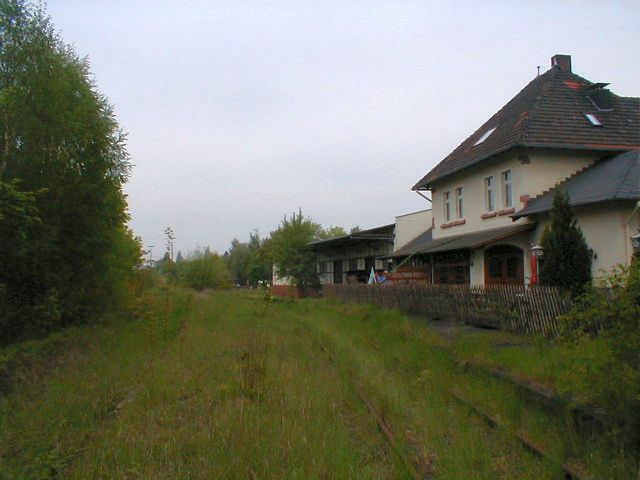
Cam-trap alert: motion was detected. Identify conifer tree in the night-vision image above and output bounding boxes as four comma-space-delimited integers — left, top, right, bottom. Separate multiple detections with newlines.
539, 188, 592, 295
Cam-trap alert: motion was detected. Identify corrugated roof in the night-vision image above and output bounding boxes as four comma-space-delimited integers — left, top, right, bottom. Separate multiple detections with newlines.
308, 224, 394, 248
413, 62, 640, 190
513, 149, 640, 219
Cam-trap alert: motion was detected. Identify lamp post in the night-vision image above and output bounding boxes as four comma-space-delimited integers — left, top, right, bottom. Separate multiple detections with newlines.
531, 244, 544, 284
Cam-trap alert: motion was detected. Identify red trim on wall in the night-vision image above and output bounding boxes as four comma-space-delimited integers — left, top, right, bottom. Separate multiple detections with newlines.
498, 207, 516, 216
481, 212, 497, 219
270, 285, 300, 298
440, 219, 466, 229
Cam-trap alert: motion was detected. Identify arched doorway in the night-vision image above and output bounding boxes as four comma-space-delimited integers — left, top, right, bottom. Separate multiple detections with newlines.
484, 245, 524, 285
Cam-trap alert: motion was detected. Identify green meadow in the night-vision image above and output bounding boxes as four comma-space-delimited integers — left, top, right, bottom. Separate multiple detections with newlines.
0, 289, 634, 479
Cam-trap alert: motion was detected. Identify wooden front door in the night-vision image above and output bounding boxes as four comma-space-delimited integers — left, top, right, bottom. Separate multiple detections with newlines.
484, 245, 524, 285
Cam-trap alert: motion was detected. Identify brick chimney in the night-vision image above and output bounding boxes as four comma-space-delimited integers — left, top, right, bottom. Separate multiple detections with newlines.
551, 54, 571, 72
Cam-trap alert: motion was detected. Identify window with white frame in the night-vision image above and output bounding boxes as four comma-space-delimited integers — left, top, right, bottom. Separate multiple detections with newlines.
443, 191, 451, 222
502, 170, 512, 208
455, 187, 464, 219
485, 176, 495, 212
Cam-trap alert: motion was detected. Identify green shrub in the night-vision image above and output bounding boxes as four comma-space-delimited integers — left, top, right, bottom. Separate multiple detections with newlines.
559, 260, 640, 445
175, 249, 231, 290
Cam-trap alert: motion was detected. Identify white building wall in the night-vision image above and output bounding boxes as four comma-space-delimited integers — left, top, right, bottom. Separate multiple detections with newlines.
532, 202, 639, 280
394, 209, 432, 250
272, 265, 292, 286
430, 151, 597, 239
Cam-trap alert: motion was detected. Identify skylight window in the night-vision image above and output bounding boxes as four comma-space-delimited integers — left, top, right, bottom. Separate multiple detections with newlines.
584, 113, 602, 127
474, 127, 497, 146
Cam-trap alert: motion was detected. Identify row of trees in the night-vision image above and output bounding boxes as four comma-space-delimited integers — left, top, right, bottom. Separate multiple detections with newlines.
0, 2, 141, 344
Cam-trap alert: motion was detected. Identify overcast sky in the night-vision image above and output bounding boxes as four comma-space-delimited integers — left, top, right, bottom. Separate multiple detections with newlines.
47, 1, 639, 259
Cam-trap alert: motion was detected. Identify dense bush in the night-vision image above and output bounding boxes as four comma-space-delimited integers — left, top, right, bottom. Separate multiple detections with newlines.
559, 259, 640, 445
0, 2, 140, 344
269, 209, 321, 294
176, 250, 231, 291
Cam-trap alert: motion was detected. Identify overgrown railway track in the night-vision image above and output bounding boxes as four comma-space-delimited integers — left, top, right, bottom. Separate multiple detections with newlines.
312, 332, 593, 480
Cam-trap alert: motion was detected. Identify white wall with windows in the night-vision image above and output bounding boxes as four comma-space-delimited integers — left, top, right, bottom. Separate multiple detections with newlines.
429, 150, 597, 239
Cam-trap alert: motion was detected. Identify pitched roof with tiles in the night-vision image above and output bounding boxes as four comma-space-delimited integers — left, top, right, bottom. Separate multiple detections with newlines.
513, 149, 640, 219
413, 56, 640, 190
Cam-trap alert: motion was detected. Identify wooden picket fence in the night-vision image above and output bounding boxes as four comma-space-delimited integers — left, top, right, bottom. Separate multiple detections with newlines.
323, 283, 573, 337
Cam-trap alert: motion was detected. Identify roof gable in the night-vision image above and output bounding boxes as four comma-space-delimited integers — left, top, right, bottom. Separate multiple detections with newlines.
413, 60, 640, 190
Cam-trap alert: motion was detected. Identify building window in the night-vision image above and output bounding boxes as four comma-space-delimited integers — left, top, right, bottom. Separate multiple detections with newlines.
455, 187, 464, 219
474, 126, 497, 146
502, 170, 512, 208
584, 113, 602, 126
443, 191, 451, 221
484, 176, 495, 212
433, 252, 470, 284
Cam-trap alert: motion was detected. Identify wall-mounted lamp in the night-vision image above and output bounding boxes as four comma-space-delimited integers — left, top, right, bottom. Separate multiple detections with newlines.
631, 233, 640, 253
531, 245, 544, 257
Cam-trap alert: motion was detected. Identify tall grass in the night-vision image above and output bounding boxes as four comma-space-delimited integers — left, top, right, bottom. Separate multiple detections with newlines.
1, 291, 634, 479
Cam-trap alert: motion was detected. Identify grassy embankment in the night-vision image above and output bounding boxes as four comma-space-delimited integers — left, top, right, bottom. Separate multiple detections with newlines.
0, 289, 635, 479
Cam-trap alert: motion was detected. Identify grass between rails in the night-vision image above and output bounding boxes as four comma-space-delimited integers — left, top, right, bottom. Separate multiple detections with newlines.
0, 290, 635, 479
298, 300, 636, 479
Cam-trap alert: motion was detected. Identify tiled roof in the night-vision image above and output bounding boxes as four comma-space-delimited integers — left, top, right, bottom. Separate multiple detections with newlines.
513, 149, 640, 219
413, 62, 640, 190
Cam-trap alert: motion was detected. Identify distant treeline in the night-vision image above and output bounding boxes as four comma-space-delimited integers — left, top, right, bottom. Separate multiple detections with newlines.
0, 2, 141, 345
153, 211, 355, 292
155, 248, 231, 291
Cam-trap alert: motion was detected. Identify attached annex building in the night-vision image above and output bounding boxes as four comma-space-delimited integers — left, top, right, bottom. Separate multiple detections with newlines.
310, 209, 434, 285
